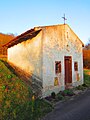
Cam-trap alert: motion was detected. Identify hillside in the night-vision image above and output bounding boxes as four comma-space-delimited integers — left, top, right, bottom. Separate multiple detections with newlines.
0, 60, 52, 120
83, 42, 90, 69
0, 33, 15, 56
0, 33, 15, 45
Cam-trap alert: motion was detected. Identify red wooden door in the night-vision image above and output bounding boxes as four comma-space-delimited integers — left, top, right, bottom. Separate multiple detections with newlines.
64, 56, 72, 85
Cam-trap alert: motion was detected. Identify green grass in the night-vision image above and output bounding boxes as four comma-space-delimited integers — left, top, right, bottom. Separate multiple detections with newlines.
0, 60, 52, 120
84, 69, 90, 74
84, 69, 90, 87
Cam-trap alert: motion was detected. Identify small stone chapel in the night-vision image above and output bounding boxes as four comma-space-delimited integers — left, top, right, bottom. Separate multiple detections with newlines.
4, 24, 84, 97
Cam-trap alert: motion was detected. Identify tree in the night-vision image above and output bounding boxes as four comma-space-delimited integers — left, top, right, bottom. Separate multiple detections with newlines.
0, 33, 15, 56
83, 40, 90, 69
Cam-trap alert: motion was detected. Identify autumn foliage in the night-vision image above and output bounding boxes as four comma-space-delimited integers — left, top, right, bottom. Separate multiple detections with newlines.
83, 42, 90, 69
0, 33, 15, 56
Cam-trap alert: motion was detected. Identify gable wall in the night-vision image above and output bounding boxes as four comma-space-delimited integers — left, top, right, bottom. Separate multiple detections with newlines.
66, 25, 83, 86
41, 25, 83, 97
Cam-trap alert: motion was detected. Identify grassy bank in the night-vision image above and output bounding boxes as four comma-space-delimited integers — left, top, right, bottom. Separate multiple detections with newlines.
0, 60, 52, 120
84, 69, 90, 87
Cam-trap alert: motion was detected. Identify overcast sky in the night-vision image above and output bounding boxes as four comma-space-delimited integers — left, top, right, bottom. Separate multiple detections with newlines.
0, 0, 90, 44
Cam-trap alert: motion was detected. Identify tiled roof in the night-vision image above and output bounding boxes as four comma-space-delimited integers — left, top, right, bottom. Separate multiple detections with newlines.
3, 28, 41, 48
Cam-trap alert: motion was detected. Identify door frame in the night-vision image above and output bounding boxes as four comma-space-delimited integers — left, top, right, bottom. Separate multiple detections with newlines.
64, 56, 72, 85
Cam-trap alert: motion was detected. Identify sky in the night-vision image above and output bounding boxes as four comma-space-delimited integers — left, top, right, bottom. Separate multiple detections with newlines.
0, 0, 90, 44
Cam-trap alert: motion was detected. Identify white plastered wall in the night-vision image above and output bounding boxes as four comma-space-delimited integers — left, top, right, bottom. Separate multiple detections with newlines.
41, 25, 83, 97
8, 31, 43, 80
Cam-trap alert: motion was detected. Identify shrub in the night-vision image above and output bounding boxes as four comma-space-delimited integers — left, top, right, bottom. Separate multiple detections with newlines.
57, 93, 64, 100
76, 85, 85, 90
60, 89, 74, 96
67, 90, 74, 96
82, 83, 88, 87
51, 92, 56, 99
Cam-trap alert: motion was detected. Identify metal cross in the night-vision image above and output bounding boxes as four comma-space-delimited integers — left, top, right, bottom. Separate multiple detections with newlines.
62, 14, 67, 24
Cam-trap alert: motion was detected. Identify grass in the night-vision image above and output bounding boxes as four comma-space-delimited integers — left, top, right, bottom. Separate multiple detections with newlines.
84, 69, 90, 87
0, 59, 52, 120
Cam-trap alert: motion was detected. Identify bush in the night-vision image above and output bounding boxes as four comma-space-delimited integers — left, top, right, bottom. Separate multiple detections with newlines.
82, 83, 88, 87
76, 85, 85, 90
60, 89, 74, 96
51, 92, 56, 99
57, 93, 64, 100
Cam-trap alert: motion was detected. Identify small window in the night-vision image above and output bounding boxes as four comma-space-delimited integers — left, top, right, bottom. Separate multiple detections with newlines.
74, 62, 78, 71
55, 61, 61, 74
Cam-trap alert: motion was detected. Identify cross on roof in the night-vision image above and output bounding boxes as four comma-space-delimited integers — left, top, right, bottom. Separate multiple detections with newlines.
62, 14, 67, 25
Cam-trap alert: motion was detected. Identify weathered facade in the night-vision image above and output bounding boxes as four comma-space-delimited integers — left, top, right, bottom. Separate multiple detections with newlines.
6, 24, 84, 97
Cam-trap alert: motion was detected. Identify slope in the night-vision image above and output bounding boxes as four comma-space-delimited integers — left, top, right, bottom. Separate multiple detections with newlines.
0, 59, 52, 120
